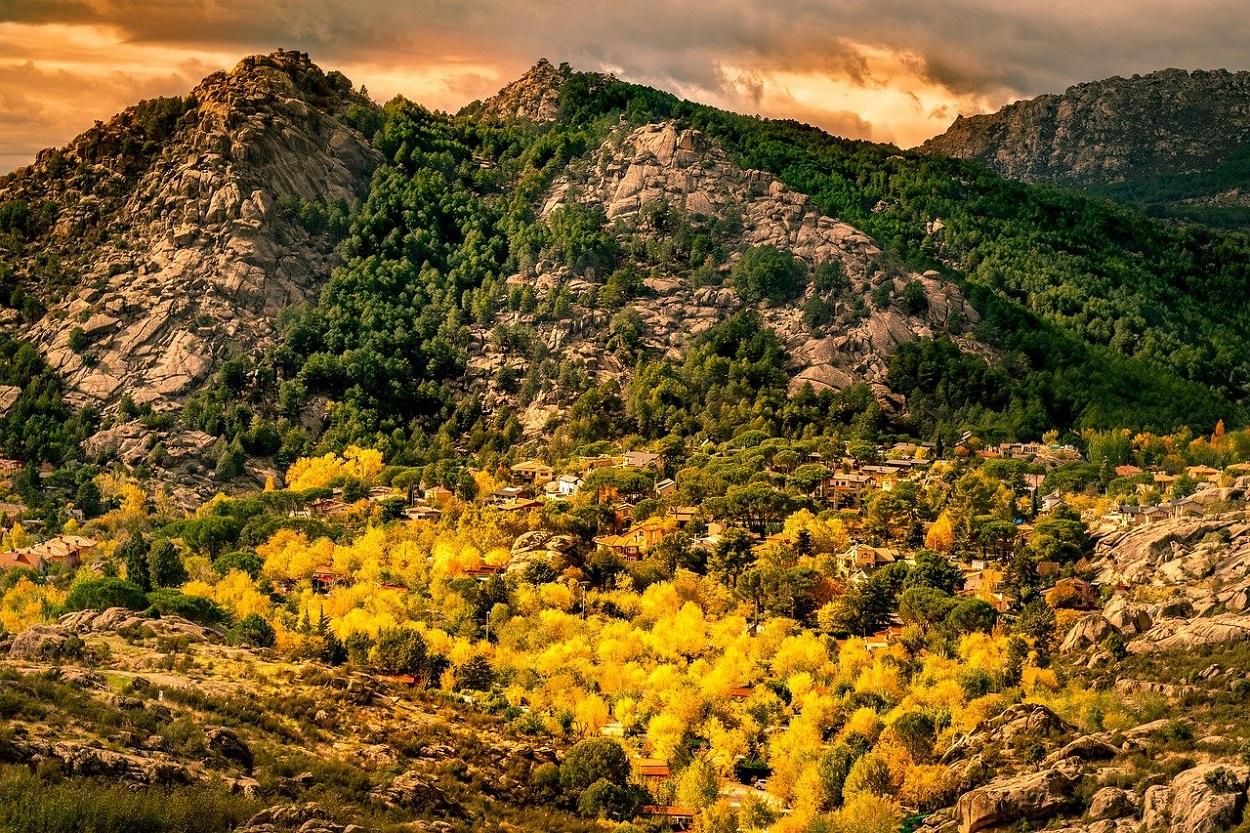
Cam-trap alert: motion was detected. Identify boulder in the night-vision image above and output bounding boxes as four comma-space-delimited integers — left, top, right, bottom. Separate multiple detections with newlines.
1103, 596, 1153, 635
943, 703, 1073, 764
1088, 786, 1137, 821
955, 756, 1082, 833
8, 624, 79, 660
1060, 614, 1120, 654
206, 726, 254, 773
371, 770, 458, 814
1129, 613, 1250, 654
1143, 764, 1250, 833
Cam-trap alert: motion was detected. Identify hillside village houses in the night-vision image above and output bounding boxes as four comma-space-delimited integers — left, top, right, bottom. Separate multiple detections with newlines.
268, 432, 1242, 607
0, 534, 97, 573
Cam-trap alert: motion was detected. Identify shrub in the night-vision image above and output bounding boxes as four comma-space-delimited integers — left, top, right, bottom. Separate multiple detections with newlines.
370, 627, 427, 675
229, 613, 275, 648
62, 578, 148, 613
731, 246, 806, 304
560, 738, 629, 792
578, 778, 646, 820
213, 550, 262, 579
145, 590, 228, 626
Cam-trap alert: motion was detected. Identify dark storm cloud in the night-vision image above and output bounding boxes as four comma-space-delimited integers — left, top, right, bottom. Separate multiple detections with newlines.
2, 1, 1249, 170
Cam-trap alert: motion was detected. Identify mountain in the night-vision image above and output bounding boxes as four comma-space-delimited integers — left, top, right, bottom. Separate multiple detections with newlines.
0, 50, 380, 414
920, 69, 1250, 225
2, 53, 1250, 490
11, 51, 1250, 833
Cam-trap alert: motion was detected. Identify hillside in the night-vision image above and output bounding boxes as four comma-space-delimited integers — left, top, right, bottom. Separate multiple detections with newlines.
920, 69, 1250, 226
0, 53, 1249, 491
0, 50, 381, 414
9, 48, 1250, 833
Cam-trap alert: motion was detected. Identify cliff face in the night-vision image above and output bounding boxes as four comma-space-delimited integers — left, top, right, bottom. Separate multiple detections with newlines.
0, 50, 382, 411
921, 69, 1250, 185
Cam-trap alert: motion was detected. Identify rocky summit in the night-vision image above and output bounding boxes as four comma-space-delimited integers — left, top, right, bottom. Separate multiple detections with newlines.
921, 69, 1250, 185
0, 50, 380, 413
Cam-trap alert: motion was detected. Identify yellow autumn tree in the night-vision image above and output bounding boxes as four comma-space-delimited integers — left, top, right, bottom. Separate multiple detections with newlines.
925, 511, 956, 552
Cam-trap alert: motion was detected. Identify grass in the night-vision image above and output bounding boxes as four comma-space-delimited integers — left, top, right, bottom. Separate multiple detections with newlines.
0, 765, 260, 833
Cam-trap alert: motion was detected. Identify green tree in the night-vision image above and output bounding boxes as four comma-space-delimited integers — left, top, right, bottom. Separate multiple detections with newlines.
229, 613, 276, 648
148, 540, 188, 589
560, 738, 630, 792
117, 532, 152, 592
730, 246, 806, 304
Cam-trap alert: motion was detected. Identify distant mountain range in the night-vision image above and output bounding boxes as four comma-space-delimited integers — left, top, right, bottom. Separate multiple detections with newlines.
921, 68, 1250, 226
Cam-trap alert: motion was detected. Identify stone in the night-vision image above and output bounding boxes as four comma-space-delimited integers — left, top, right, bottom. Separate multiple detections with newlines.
955, 757, 1083, 833
206, 726, 254, 773
1142, 764, 1250, 833
1060, 614, 1120, 654
1088, 787, 1136, 821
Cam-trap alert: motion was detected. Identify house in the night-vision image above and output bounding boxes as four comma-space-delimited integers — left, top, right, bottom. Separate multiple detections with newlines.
491, 486, 530, 506
308, 498, 351, 518
666, 506, 700, 525
0, 535, 97, 573
555, 474, 583, 497
1040, 493, 1064, 512
510, 460, 554, 485
499, 498, 542, 513
726, 685, 753, 700
621, 451, 662, 470
835, 544, 899, 579
1187, 465, 1221, 483
1115, 464, 1144, 478
641, 806, 694, 829
423, 485, 454, 505
594, 517, 669, 559
0, 459, 21, 472
403, 505, 442, 522
636, 759, 672, 787
654, 478, 677, 497
819, 472, 871, 508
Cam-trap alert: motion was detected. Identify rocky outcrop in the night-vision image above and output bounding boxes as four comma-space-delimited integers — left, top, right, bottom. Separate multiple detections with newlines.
371, 770, 459, 814
0, 50, 381, 413
943, 703, 1074, 765
1128, 613, 1250, 654
921, 69, 1250, 187
1088, 787, 1137, 821
7, 607, 221, 658
500, 121, 987, 433
955, 756, 1083, 833
474, 59, 566, 123
1060, 614, 1120, 654
235, 803, 367, 833
1142, 764, 1249, 833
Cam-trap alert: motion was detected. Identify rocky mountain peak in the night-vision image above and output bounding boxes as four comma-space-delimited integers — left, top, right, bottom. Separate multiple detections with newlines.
0, 51, 382, 415
476, 58, 568, 122
920, 68, 1250, 184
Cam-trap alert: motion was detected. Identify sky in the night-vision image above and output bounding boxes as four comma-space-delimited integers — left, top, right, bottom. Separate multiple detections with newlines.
2, 1, 1249, 173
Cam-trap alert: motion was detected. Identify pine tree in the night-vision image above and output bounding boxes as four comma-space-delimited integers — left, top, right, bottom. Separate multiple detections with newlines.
148, 539, 187, 588
117, 532, 151, 592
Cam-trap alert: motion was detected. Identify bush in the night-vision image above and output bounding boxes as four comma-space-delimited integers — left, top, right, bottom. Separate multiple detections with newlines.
370, 627, 427, 675
62, 578, 148, 613
145, 590, 228, 626
229, 613, 275, 648
213, 550, 262, 579
731, 246, 806, 303
578, 778, 646, 820
0, 764, 259, 833
560, 738, 630, 792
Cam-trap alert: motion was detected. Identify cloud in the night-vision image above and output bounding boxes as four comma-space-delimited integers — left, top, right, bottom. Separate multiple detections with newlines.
2, 1, 1249, 170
